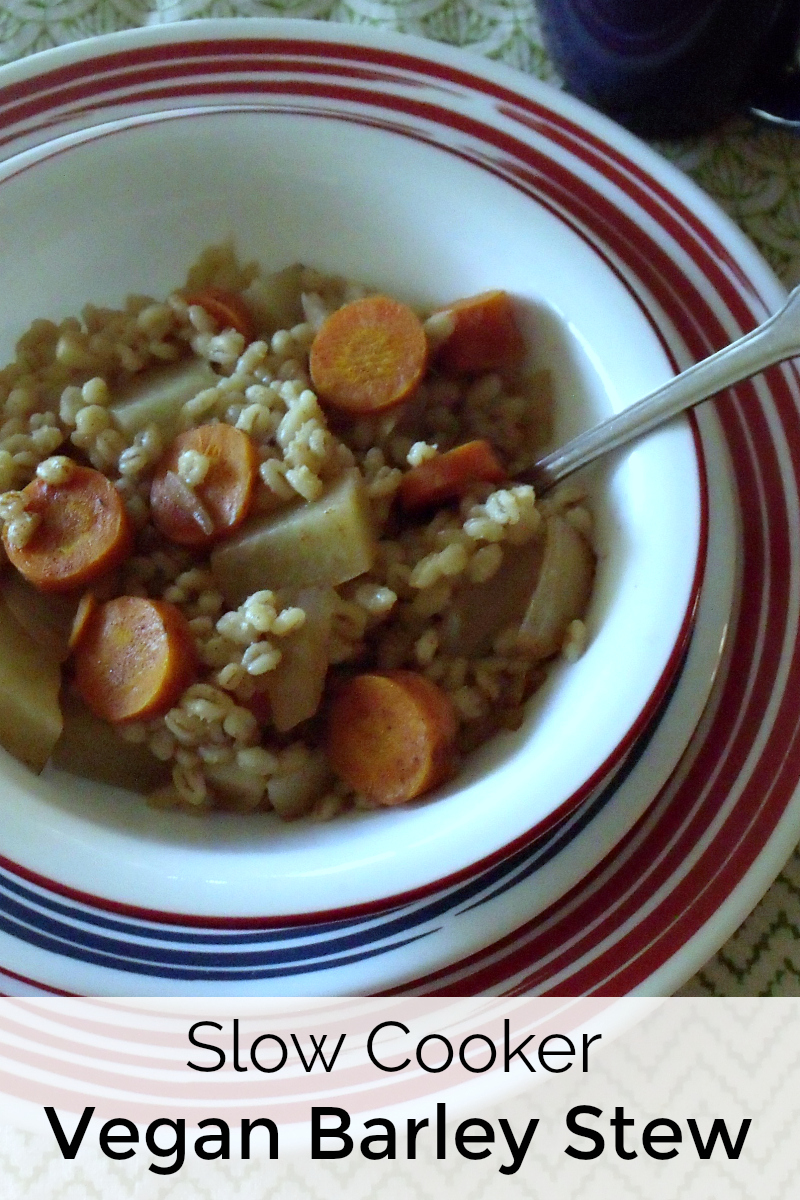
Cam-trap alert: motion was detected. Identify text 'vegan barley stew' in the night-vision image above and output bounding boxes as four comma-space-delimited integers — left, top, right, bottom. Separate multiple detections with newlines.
0, 245, 594, 820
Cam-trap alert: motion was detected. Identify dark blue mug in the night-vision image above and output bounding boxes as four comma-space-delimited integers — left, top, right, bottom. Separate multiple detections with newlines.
536, 0, 800, 135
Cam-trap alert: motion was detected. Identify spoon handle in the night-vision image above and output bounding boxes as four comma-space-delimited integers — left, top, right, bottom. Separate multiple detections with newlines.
524, 284, 800, 493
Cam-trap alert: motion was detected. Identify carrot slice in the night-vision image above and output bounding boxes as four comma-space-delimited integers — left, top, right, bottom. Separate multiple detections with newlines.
74, 596, 196, 723
2, 464, 133, 593
150, 423, 258, 547
434, 290, 526, 375
68, 591, 98, 652
309, 294, 428, 414
182, 286, 254, 342
326, 669, 457, 805
399, 439, 506, 512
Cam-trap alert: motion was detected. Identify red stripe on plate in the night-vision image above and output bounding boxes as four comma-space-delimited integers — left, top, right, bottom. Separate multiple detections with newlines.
0, 36, 794, 993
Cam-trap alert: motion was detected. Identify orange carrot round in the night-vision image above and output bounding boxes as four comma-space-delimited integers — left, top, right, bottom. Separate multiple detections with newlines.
2, 464, 133, 593
150, 423, 258, 547
182, 286, 254, 342
434, 289, 526, 375
326, 669, 457, 805
399, 439, 506, 512
74, 596, 196, 723
309, 294, 428, 415
68, 591, 98, 652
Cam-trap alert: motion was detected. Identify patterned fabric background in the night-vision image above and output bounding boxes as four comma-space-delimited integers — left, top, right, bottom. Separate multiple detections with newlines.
0, 0, 798, 995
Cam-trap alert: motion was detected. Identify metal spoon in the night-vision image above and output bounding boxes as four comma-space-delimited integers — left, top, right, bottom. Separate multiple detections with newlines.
522, 285, 800, 494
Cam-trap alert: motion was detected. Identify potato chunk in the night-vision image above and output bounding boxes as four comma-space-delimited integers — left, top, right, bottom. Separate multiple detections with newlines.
267, 748, 332, 820
51, 692, 169, 792
242, 263, 305, 335
0, 594, 63, 772
440, 536, 544, 658
110, 359, 218, 440
210, 469, 375, 605
205, 761, 266, 811
265, 586, 337, 732
517, 514, 594, 659
2, 571, 79, 662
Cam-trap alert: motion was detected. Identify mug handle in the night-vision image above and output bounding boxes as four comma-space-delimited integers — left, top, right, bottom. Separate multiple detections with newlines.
748, 2, 800, 128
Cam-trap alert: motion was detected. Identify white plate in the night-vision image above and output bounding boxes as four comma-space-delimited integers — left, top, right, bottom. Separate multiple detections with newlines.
0, 20, 793, 995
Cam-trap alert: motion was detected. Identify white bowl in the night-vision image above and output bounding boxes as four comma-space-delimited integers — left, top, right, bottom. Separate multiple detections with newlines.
0, 21, 704, 921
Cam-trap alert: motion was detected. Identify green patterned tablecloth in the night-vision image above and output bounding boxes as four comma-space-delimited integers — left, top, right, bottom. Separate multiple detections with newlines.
2, 0, 799, 996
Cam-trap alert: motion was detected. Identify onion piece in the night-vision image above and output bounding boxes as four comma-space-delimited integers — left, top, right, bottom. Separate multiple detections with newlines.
162, 469, 215, 537
517, 514, 595, 660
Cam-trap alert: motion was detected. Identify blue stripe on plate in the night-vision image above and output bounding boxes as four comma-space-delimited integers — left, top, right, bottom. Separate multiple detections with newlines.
0, 641, 687, 980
